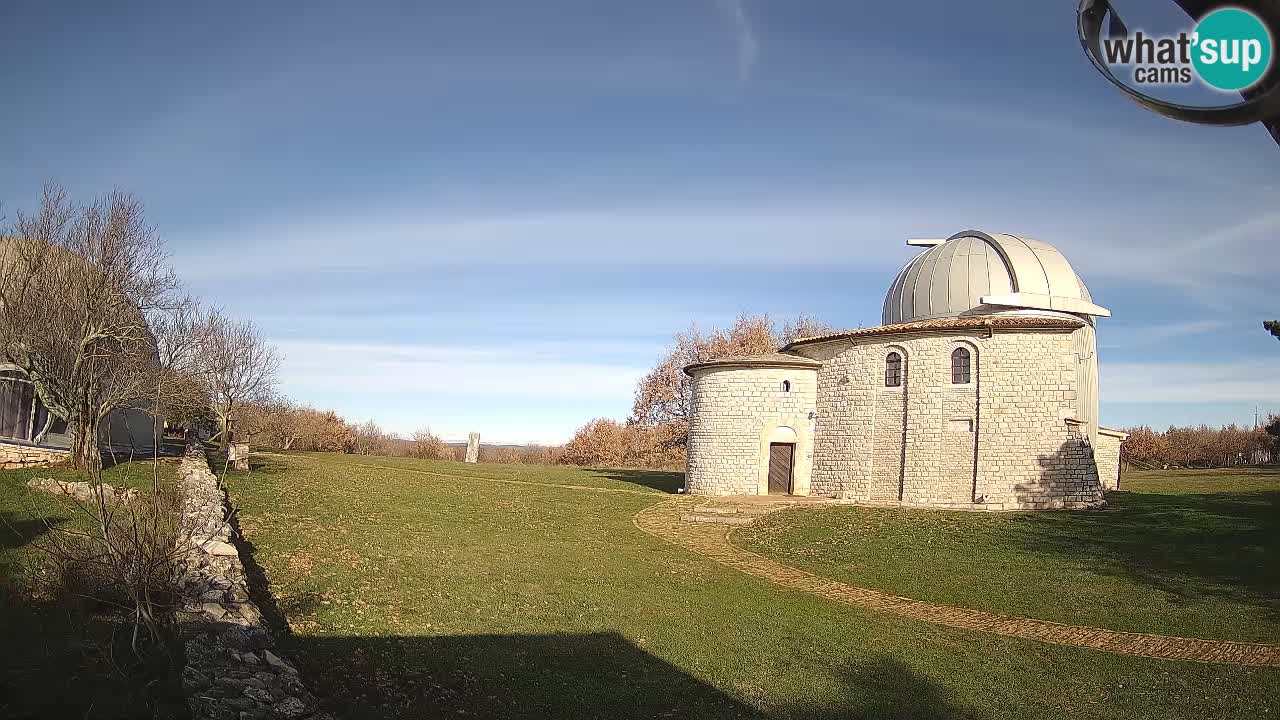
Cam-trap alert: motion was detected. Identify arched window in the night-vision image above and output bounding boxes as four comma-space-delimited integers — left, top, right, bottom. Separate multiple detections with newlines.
884, 352, 902, 387
951, 347, 971, 384
781, 380, 791, 393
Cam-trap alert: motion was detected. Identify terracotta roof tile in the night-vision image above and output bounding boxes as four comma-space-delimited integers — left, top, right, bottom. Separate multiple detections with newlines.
683, 351, 822, 376
783, 315, 1084, 349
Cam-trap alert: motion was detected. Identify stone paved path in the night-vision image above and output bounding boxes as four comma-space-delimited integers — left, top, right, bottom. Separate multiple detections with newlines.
634, 498, 1280, 667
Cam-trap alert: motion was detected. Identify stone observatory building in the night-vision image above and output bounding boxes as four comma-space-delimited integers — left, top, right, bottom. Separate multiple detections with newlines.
683, 230, 1128, 510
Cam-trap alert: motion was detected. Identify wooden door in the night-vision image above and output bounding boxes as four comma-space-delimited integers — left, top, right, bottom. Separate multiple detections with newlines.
767, 443, 794, 495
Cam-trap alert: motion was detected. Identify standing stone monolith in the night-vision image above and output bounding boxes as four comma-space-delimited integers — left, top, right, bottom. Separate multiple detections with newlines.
465, 433, 480, 463
228, 442, 250, 471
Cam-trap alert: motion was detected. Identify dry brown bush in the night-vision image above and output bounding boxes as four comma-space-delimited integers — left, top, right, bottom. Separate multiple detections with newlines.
410, 428, 454, 460
559, 418, 684, 469
560, 418, 630, 467
1121, 422, 1274, 469
485, 446, 522, 464
238, 403, 355, 453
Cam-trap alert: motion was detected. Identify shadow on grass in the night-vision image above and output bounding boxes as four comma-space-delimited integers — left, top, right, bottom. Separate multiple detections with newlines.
101, 441, 186, 470
0, 512, 64, 585
279, 633, 985, 720
1004, 444, 1279, 617
0, 511, 184, 718
1012, 488, 1280, 615
0, 511, 63, 555
591, 467, 685, 494
231, 506, 981, 720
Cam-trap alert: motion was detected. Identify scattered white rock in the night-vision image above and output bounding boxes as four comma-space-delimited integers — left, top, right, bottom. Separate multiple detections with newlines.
202, 539, 238, 556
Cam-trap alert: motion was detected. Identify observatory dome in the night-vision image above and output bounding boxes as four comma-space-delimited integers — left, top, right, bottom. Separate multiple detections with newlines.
881, 230, 1109, 325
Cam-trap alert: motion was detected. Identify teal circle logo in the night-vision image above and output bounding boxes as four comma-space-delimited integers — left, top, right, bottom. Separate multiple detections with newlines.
1191, 7, 1273, 91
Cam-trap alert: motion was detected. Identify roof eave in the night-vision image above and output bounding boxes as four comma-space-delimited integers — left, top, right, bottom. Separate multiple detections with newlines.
682, 357, 821, 376
783, 317, 1085, 351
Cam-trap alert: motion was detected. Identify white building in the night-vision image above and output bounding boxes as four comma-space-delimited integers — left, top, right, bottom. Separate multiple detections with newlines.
683, 230, 1127, 510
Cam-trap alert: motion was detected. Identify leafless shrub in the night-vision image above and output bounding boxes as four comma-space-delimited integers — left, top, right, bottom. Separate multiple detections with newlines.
11, 468, 189, 662
409, 427, 453, 460
349, 419, 392, 456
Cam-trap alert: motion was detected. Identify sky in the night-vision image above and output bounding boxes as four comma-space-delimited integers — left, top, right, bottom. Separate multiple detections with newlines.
2, 0, 1278, 444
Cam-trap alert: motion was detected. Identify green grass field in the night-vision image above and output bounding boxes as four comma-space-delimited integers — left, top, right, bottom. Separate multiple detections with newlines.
738, 466, 1280, 643
0, 456, 182, 719
224, 453, 1280, 719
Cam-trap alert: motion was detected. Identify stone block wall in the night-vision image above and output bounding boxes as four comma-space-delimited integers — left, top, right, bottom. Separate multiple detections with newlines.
686, 366, 817, 495
0, 441, 70, 469
868, 376, 906, 501
793, 325, 1106, 510
800, 332, 988, 504
975, 331, 1101, 510
1096, 429, 1125, 491
901, 338, 979, 505
806, 345, 873, 497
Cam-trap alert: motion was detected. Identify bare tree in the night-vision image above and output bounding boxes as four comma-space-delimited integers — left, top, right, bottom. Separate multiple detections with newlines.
0, 183, 178, 472
198, 312, 280, 446
349, 419, 390, 456
628, 313, 832, 454
259, 397, 305, 450
237, 396, 306, 450
0, 185, 200, 659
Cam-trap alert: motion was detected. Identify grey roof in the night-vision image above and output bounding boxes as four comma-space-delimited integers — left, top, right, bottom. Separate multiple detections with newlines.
882, 231, 1110, 325
683, 352, 821, 376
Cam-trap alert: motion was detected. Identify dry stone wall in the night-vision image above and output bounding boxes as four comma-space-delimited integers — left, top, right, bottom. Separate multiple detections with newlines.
686, 366, 817, 495
0, 442, 69, 469
176, 444, 326, 720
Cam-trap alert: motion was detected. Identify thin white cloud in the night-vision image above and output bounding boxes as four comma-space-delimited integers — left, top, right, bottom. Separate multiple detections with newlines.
1169, 210, 1280, 257
713, 0, 758, 81
168, 193, 1279, 326
173, 202, 926, 279
1103, 359, 1280, 403
1098, 319, 1231, 348
274, 339, 645, 401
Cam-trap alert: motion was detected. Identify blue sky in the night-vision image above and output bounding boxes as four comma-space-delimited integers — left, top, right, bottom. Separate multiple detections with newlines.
2, 0, 1277, 443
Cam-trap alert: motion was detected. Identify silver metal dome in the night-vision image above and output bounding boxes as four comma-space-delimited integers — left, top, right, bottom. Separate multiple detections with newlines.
881, 230, 1110, 325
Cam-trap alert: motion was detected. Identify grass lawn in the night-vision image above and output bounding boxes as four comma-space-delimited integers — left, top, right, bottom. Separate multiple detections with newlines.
738, 466, 1280, 644
228, 452, 1279, 720
0, 456, 182, 719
